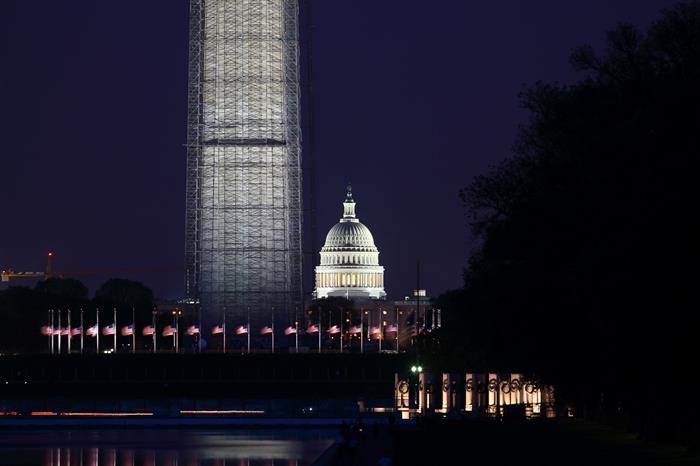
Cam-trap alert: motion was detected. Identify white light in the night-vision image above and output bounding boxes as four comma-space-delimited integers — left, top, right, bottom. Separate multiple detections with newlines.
411, 366, 417, 373
417, 366, 423, 373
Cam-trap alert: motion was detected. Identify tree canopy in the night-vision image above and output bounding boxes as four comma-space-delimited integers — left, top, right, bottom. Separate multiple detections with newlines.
438, 1, 699, 442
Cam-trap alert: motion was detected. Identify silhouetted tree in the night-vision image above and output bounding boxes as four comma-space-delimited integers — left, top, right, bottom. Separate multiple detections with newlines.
93, 278, 155, 323
0, 278, 90, 353
443, 1, 699, 446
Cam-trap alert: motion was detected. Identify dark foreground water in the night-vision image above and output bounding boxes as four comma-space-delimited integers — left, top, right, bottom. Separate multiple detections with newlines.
0, 429, 334, 466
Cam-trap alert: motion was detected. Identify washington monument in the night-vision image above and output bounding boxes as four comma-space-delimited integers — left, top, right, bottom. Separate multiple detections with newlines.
184, 0, 303, 343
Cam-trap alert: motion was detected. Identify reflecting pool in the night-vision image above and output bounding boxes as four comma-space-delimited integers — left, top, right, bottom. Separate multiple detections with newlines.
0, 429, 334, 466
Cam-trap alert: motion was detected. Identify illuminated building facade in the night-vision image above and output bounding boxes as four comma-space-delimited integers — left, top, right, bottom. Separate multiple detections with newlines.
185, 0, 303, 336
314, 186, 386, 300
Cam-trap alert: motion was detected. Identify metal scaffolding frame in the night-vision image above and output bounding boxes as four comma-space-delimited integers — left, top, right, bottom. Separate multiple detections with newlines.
185, 0, 303, 346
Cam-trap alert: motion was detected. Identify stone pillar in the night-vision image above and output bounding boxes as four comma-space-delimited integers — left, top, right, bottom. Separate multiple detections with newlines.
488, 372, 499, 415
394, 373, 410, 411
465, 373, 474, 412
441, 373, 451, 412
442, 373, 463, 412
472, 373, 488, 415
419, 372, 439, 414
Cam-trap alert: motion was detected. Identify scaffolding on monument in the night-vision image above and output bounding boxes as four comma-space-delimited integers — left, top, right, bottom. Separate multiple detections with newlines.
185, 0, 303, 343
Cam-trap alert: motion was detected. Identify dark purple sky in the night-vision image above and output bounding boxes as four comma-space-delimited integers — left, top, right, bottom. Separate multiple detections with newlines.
0, 1, 675, 301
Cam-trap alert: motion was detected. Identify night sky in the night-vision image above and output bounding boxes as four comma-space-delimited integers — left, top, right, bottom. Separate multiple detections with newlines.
0, 1, 675, 301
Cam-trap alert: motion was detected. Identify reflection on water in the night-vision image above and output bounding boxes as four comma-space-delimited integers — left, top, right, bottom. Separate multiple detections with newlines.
0, 430, 333, 466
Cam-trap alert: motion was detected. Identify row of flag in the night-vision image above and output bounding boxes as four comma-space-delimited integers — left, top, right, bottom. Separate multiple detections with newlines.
42, 322, 399, 338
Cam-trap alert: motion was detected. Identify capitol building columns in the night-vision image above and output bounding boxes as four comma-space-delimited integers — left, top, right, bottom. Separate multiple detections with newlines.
316, 271, 385, 289
313, 185, 386, 300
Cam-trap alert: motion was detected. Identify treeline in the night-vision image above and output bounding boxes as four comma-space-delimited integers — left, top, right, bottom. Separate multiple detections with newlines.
0, 278, 154, 354
435, 2, 699, 447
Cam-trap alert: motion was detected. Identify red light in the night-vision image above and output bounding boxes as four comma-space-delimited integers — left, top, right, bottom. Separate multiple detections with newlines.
48, 252, 53, 257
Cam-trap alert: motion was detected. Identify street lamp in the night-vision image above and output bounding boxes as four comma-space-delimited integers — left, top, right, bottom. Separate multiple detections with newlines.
410, 364, 423, 412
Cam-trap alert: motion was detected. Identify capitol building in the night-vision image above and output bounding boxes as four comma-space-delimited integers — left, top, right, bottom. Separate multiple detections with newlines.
314, 186, 386, 300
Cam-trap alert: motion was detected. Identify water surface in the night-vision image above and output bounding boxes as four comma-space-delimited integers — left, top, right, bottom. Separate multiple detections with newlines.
0, 429, 333, 466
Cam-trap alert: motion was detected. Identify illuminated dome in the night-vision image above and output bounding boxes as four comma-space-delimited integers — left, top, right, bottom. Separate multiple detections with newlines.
324, 222, 376, 250
314, 185, 386, 300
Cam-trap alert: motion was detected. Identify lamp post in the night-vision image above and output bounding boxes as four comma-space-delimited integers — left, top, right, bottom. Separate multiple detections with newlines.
410, 364, 424, 412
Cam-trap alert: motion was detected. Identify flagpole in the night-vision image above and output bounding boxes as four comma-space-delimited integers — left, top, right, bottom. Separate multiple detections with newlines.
113, 308, 117, 353
198, 303, 202, 353
271, 308, 275, 354
247, 307, 250, 354
340, 310, 343, 354
379, 309, 383, 352
175, 311, 179, 354
96, 308, 100, 354
132, 306, 136, 354
318, 309, 322, 353
222, 308, 226, 354
152, 310, 157, 353
49, 309, 54, 354
80, 309, 84, 354
295, 320, 298, 353
360, 310, 364, 354
57, 309, 62, 354
67, 309, 72, 354
366, 308, 370, 347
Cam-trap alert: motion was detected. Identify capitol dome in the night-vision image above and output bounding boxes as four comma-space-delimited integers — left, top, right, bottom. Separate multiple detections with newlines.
314, 185, 386, 300
323, 221, 376, 250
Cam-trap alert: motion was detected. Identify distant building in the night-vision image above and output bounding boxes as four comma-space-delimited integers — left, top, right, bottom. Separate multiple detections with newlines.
394, 290, 439, 343
314, 186, 386, 300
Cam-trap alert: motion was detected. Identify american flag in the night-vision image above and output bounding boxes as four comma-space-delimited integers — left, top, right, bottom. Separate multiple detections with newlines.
327, 325, 340, 334
40, 326, 53, 336
211, 324, 224, 335
284, 326, 297, 336
102, 324, 116, 336
60, 327, 70, 336
70, 326, 83, 336
348, 325, 362, 334
260, 326, 273, 335
386, 324, 398, 333
306, 324, 319, 333
235, 325, 248, 335
142, 325, 155, 336
121, 324, 134, 336
186, 325, 200, 335
86, 325, 98, 337
370, 326, 381, 335
162, 325, 177, 337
